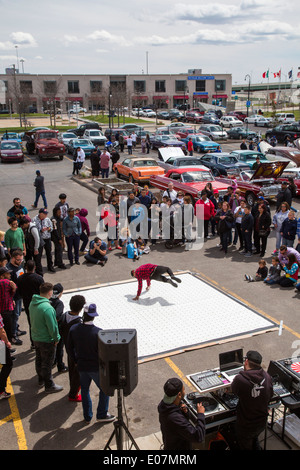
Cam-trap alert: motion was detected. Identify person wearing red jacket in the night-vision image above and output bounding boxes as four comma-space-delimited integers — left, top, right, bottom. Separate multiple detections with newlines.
194, 190, 215, 239
187, 138, 193, 156
75, 208, 90, 255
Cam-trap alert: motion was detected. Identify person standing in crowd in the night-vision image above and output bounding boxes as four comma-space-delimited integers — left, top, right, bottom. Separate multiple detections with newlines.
214, 201, 234, 255
73, 147, 85, 175
75, 209, 90, 256
50, 207, 66, 270
146, 133, 150, 154
60, 294, 86, 402
0, 266, 17, 345
19, 218, 43, 276
67, 303, 116, 423
234, 198, 246, 251
276, 181, 292, 210
126, 134, 133, 154
240, 204, 254, 257
7, 249, 25, 345
253, 203, 271, 257
272, 202, 290, 254
131, 131, 137, 150
33, 209, 55, 273
29, 282, 63, 393
100, 148, 110, 178
55, 193, 69, 220
89, 147, 100, 178
16, 260, 44, 349
231, 350, 273, 450
32, 170, 47, 209
158, 377, 205, 450
118, 133, 124, 153
281, 210, 297, 248
187, 138, 193, 156
240, 139, 247, 150
5, 217, 26, 257
163, 182, 177, 202
0, 308, 13, 400
62, 207, 82, 266
194, 190, 215, 240
110, 148, 120, 173
50, 283, 67, 373
7, 197, 28, 222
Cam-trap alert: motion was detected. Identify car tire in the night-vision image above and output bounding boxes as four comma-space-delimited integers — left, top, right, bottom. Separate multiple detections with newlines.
128, 174, 136, 184
59, 155, 63, 161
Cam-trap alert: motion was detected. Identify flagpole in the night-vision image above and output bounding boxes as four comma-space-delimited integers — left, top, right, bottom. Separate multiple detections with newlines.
267, 68, 270, 113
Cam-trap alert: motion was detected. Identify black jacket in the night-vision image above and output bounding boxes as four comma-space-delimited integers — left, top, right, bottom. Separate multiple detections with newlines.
254, 211, 271, 233
231, 368, 273, 431
215, 210, 234, 233
276, 187, 292, 209
157, 400, 205, 450
241, 213, 254, 232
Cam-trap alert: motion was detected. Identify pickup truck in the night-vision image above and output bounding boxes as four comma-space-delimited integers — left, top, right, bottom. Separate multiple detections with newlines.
26, 130, 65, 160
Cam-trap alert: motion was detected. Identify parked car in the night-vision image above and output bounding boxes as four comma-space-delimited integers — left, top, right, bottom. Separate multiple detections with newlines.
254, 116, 274, 127
59, 132, 78, 148
28, 130, 65, 160
181, 134, 220, 153
150, 167, 229, 203
244, 114, 259, 124
157, 111, 170, 120
119, 124, 144, 132
169, 110, 184, 121
198, 124, 228, 141
158, 155, 203, 173
184, 111, 203, 124
199, 153, 250, 176
1, 132, 22, 143
70, 122, 101, 137
227, 127, 257, 140
142, 109, 156, 118
114, 157, 165, 183
264, 146, 300, 167
220, 116, 243, 127
67, 138, 95, 157
83, 129, 107, 146
202, 113, 220, 125
228, 111, 247, 121
149, 134, 186, 151
275, 113, 295, 123
0, 140, 24, 163
265, 124, 300, 144
230, 150, 269, 168
169, 122, 189, 128
216, 161, 289, 205
68, 107, 87, 114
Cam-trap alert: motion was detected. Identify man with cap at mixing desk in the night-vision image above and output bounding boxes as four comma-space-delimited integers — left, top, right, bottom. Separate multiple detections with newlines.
157, 377, 205, 450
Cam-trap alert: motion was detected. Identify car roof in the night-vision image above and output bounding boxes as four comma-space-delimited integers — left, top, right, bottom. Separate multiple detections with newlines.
167, 166, 209, 173
231, 150, 264, 155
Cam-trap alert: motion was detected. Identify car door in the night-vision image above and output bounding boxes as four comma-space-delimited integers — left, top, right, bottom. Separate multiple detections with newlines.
120, 158, 131, 177
200, 155, 212, 170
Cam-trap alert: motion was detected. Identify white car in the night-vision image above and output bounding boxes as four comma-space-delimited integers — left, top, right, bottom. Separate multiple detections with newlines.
259, 141, 297, 168
68, 107, 87, 114
83, 129, 107, 145
60, 132, 77, 146
220, 116, 243, 127
198, 124, 228, 140
244, 114, 259, 124
275, 113, 295, 123
254, 117, 273, 127
131, 108, 143, 116
142, 109, 156, 118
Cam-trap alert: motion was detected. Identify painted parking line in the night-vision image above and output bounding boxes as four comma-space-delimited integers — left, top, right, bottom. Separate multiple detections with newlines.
0, 376, 27, 450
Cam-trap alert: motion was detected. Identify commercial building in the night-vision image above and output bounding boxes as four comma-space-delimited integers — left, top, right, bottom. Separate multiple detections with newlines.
0, 69, 232, 114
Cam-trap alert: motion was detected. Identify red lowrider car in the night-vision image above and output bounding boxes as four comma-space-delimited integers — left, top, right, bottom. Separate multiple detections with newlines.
149, 166, 229, 203
216, 161, 289, 206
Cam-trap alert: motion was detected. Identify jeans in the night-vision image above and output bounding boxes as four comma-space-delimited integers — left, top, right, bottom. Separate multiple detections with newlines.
80, 233, 89, 252
242, 230, 252, 253
12, 298, 22, 338
84, 253, 107, 264
79, 370, 109, 422
34, 191, 47, 208
101, 168, 109, 178
0, 345, 13, 393
220, 231, 230, 253
282, 238, 294, 248
33, 341, 56, 389
66, 234, 80, 263
39, 238, 54, 269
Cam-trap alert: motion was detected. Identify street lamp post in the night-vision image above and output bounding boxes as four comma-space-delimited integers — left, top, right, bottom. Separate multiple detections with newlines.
245, 74, 251, 132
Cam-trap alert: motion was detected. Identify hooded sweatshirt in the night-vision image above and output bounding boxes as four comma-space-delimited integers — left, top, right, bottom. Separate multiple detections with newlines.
157, 400, 205, 450
231, 367, 273, 431
29, 294, 60, 343
77, 209, 90, 236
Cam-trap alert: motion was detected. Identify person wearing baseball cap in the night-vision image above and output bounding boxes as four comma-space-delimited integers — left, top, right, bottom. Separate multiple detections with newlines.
158, 377, 205, 450
231, 349, 273, 450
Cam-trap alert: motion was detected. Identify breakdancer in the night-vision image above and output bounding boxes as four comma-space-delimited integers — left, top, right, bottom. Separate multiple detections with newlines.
131, 264, 181, 301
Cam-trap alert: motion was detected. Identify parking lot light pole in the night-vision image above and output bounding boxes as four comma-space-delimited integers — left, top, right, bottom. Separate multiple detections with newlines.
245, 74, 251, 132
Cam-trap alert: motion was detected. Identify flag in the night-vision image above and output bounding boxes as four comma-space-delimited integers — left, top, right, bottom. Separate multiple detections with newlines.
288, 69, 293, 79
262, 70, 269, 79
297, 71, 300, 79
273, 70, 281, 78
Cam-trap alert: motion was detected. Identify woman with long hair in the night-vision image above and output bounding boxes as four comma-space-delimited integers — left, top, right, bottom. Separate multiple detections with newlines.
278, 253, 299, 287
253, 203, 271, 257
214, 201, 234, 255
272, 202, 290, 254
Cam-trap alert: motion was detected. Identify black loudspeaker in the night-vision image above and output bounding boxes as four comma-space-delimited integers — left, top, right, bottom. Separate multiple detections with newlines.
98, 329, 138, 397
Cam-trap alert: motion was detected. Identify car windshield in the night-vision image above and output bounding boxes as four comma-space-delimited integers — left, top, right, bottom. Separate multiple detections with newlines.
89, 131, 101, 136
218, 156, 238, 164
63, 133, 76, 138
1, 142, 21, 149
209, 126, 222, 132
3, 133, 17, 139
195, 136, 210, 142
133, 160, 158, 167
78, 140, 89, 145
181, 171, 214, 182
38, 132, 57, 139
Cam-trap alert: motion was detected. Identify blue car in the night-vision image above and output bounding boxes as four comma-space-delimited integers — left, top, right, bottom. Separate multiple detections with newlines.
182, 134, 220, 153
1, 132, 22, 143
67, 138, 95, 157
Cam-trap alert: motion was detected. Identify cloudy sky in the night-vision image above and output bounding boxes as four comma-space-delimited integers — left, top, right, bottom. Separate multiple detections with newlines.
0, 0, 299, 84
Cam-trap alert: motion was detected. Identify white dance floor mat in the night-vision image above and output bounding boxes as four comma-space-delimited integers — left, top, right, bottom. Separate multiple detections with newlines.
61, 272, 278, 362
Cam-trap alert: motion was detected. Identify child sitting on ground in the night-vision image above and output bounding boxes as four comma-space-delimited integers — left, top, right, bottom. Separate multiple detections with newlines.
245, 259, 268, 282
264, 256, 281, 285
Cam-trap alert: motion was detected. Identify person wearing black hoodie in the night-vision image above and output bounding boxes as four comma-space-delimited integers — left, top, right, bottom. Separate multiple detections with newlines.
50, 283, 67, 373
231, 350, 273, 450
158, 377, 205, 450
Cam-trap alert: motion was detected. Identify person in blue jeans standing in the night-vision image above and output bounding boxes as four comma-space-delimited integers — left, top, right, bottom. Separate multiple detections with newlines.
32, 170, 47, 209
62, 208, 82, 266
67, 303, 116, 424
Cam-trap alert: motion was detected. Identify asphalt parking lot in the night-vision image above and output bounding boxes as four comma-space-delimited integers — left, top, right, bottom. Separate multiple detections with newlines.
0, 135, 299, 451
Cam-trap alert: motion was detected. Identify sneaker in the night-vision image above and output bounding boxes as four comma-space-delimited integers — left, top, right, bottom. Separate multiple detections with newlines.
244, 252, 253, 257
16, 329, 26, 336
248, 276, 254, 282
0, 391, 11, 400
172, 276, 182, 283
45, 384, 63, 394
68, 394, 82, 402
11, 337, 22, 345
245, 274, 250, 281
97, 413, 116, 423
239, 250, 246, 254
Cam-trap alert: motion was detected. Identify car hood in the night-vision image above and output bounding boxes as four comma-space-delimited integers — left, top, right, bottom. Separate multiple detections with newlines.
37, 138, 61, 146
0, 148, 22, 154
186, 181, 228, 191
159, 147, 185, 162
251, 161, 289, 180
294, 138, 300, 151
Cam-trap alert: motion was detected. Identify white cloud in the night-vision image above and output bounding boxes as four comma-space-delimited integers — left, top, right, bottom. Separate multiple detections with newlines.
10, 32, 37, 47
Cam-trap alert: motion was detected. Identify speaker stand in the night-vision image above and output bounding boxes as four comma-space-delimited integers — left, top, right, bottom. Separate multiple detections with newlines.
104, 389, 140, 450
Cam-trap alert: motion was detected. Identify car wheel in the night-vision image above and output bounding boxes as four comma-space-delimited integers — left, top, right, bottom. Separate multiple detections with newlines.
59, 155, 63, 161
128, 174, 136, 184
116, 170, 121, 179
246, 191, 256, 206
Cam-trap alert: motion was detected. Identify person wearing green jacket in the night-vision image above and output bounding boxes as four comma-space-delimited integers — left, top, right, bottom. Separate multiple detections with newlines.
29, 282, 63, 393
